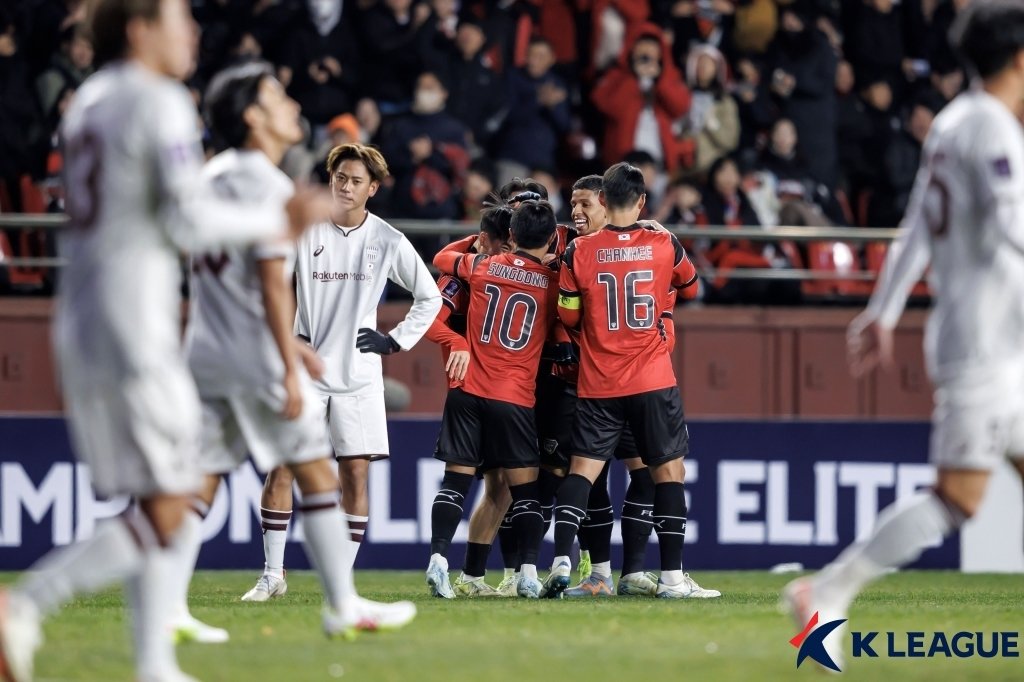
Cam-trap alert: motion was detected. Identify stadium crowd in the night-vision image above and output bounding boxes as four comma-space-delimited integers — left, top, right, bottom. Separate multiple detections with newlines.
0, 0, 969, 300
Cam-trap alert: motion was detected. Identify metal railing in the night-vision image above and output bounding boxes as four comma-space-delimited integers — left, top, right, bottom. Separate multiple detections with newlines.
0, 214, 903, 283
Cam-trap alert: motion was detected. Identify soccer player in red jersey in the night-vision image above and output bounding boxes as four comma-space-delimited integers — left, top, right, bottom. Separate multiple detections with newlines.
423, 207, 516, 597
544, 162, 719, 599
426, 201, 561, 599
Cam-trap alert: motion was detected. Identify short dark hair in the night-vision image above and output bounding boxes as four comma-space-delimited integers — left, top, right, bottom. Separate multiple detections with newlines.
952, 0, 1024, 78
326, 142, 390, 183
88, 0, 163, 68
511, 200, 556, 249
571, 174, 602, 193
601, 162, 646, 210
203, 61, 273, 152
498, 177, 548, 201
622, 149, 657, 168
479, 205, 512, 244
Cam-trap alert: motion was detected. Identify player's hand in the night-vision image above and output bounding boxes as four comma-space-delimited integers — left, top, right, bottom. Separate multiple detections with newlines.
446, 349, 470, 381
281, 369, 303, 421
294, 339, 324, 381
847, 313, 894, 377
357, 327, 401, 355
639, 219, 671, 233
285, 185, 333, 239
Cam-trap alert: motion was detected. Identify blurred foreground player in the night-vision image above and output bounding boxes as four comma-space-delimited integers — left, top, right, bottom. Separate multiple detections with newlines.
178, 61, 415, 642
0, 1, 328, 680
784, 1, 1024, 672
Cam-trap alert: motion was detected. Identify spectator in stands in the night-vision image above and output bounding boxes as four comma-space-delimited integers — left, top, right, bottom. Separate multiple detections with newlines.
835, 59, 874, 202
731, 0, 779, 54
590, 0, 651, 75
591, 22, 690, 173
23, 0, 86, 76
767, 2, 838, 188
279, 0, 360, 126
679, 43, 740, 176
355, 97, 383, 146
382, 70, 470, 220
755, 118, 846, 227
623, 149, 668, 219
313, 114, 362, 184
529, 167, 569, 221
665, 0, 738, 66
929, 56, 965, 104
696, 156, 799, 304
0, 9, 45, 202
359, 0, 433, 111
495, 37, 570, 184
868, 89, 944, 228
437, 18, 507, 154
654, 177, 704, 226
841, 0, 905, 93
857, 70, 901, 197
458, 159, 495, 221
732, 55, 775, 151
35, 23, 92, 134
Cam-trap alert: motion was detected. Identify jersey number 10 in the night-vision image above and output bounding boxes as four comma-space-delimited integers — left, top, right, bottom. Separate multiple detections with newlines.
480, 284, 538, 351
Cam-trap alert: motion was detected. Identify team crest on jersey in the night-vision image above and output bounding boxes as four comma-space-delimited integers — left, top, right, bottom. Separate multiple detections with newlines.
618, 233, 631, 240
313, 245, 325, 257
514, 258, 524, 266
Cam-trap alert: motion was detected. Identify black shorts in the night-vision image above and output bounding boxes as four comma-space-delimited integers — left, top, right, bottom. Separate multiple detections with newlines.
571, 387, 689, 466
435, 388, 539, 470
535, 372, 577, 470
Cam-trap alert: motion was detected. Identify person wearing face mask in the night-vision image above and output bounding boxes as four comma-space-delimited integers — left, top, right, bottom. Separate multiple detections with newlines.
381, 70, 470, 222
277, 0, 359, 126
591, 23, 691, 173
766, 1, 839, 189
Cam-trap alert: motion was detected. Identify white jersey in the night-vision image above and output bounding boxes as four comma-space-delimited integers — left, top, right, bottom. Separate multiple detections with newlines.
295, 213, 442, 396
867, 88, 1024, 386
56, 62, 288, 375
187, 149, 295, 400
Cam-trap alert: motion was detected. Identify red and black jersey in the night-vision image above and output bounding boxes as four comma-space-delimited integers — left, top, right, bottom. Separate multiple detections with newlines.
436, 249, 560, 407
558, 224, 698, 399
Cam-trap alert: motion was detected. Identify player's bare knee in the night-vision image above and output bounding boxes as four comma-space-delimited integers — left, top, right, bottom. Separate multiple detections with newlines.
568, 456, 605, 482
138, 495, 189, 546
650, 458, 684, 484
289, 459, 338, 495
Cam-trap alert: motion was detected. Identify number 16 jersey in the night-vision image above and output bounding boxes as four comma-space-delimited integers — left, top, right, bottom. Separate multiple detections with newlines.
559, 224, 698, 399
440, 251, 560, 408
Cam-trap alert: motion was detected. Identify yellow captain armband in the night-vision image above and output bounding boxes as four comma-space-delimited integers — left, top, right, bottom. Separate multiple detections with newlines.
558, 293, 581, 310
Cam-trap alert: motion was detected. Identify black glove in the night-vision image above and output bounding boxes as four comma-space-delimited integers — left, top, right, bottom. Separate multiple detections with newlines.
356, 328, 401, 355
543, 342, 577, 365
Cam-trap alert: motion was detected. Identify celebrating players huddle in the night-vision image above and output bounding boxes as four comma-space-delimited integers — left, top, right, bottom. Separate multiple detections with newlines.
423, 167, 719, 601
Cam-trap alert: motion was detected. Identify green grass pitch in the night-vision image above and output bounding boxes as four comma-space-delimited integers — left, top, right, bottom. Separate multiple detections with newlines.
1, 571, 1021, 681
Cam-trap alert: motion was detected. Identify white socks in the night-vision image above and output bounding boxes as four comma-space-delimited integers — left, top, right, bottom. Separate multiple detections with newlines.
344, 514, 368, 571
521, 564, 538, 581
661, 569, 684, 586
260, 507, 292, 580
16, 515, 147, 616
592, 561, 612, 579
170, 508, 204, 619
301, 491, 357, 611
815, 492, 964, 609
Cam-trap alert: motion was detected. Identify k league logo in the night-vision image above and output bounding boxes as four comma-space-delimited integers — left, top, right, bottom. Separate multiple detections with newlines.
790, 611, 846, 672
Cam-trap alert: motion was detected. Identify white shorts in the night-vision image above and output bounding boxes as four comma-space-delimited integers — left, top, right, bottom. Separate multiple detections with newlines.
324, 392, 389, 459
930, 371, 1024, 471
199, 372, 332, 474
61, 362, 202, 498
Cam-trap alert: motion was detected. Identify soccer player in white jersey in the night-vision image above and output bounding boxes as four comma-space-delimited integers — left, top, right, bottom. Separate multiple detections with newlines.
174, 61, 415, 642
241, 142, 442, 600
783, 1, 1024, 672
0, 1, 328, 681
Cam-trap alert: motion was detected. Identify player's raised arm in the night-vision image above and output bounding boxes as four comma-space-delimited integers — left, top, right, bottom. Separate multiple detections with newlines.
669, 234, 701, 299
385, 235, 443, 350
153, 85, 327, 251
557, 243, 582, 330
